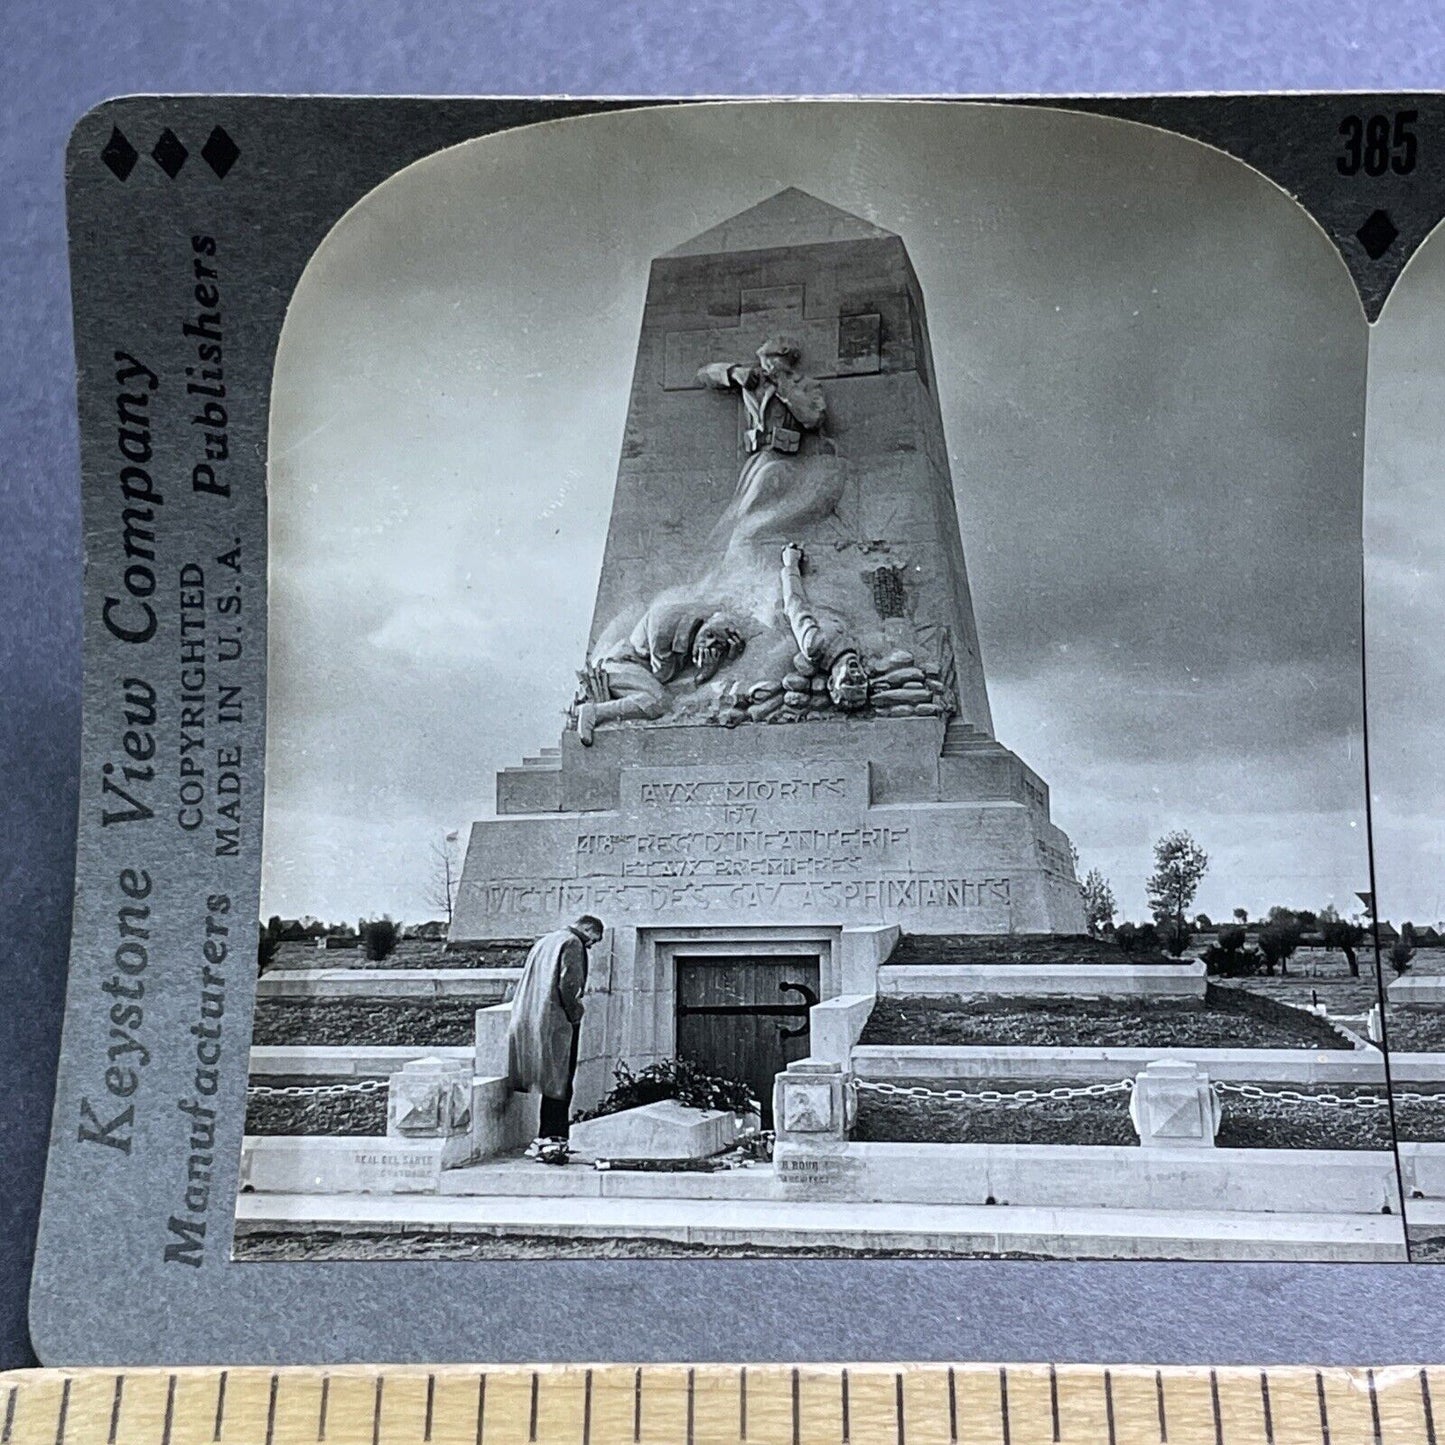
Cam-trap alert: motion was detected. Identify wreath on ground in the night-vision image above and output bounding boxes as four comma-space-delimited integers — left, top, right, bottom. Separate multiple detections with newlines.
572, 1057, 758, 1123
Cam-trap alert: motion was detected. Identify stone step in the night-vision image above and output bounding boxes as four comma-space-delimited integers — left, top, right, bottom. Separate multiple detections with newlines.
940, 722, 994, 755
236, 1189, 1406, 1261
520, 754, 562, 769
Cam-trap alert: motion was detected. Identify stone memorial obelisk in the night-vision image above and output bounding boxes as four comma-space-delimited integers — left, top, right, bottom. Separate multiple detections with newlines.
453, 190, 1085, 1107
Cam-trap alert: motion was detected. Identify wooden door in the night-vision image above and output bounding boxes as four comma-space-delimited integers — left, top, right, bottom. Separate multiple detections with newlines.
674, 955, 820, 1126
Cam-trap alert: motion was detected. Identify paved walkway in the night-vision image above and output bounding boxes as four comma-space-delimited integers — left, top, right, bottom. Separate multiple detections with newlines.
236, 1192, 1406, 1260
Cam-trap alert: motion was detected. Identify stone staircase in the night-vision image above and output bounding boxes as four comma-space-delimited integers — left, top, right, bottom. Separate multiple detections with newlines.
940, 719, 996, 754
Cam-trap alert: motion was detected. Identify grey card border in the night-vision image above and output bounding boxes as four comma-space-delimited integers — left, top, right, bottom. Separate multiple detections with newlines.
28, 93, 1445, 1367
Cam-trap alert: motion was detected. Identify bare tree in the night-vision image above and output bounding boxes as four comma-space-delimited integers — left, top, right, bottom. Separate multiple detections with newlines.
427, 830, 462, 928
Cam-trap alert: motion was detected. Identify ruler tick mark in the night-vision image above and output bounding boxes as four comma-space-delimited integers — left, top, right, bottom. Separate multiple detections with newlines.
213, 1370, 228, 1441
1261, 1371, 1274, 1445
55, 1378, 71, 1445
108, 1375, 123, 1444
1156, 1370, 1167, 1443
1316, 1370, 1331, 1445
1368, 1369, 1383, 1445
1049, 1365, 1059, 1443
1105, 1369, 1116, 1445
688, 1368, 696, 1445
1209, 1371, 1223, 1445
475, 1373, 487, 1445
319, 1375, 330, 1442
842, 1369, 851, 1444
999, 1367, 1010, 1445
1, 1384, 13, 1445
529, 1372, 539, 1443
162, 1375, 176, 1445
371, 1375, 384, 1445
948, 1367, 957, 1445
792, 1368, 800, 1445
633, 1367, 642, 1443
1423, 1369, 1438, 1445
425, 1375, 435, 1442
265, 1373, 278, 1445
897, 1371, 907, 1445
583, 1369, 593, 1445
739, 1367, 747, 1441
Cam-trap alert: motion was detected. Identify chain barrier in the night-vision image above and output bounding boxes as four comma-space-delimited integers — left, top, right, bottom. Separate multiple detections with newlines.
1212, 1081, 1394, 1110
246, 1079, 387, 1099
853, 1078, 1134, 1106
855, 1077, 1445, 1112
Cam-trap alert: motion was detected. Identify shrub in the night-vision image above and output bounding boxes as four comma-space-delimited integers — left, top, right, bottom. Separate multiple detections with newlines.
1258, 918, 1303, 976
575, 1057, 757, 1122
1390, 940, 1417, 977
1203, 941, 1265, 977
1158, 918, 1192, 957
1203, 925, 1262, 977
1114, 921, 1160, 955
360, 918, 400, 962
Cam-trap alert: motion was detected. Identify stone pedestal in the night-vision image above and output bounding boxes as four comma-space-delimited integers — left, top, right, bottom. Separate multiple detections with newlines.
1128, 1060, 1222, 1148
387, 1056, 473, 1139
773, 1058, 862, 1193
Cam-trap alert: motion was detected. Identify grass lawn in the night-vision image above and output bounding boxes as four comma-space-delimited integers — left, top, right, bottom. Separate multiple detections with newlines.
252, 998, 479, 1047
266, 939, 528, 970
1385, 1010, 1445, 1053
852, 1077, 1393, 1150
860, 995, 1349, 1050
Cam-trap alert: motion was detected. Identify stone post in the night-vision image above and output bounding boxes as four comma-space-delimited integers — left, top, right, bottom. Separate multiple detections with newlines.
387, 1056, 473, 1139
1128, 1059, 1222, 1148
773, 1057, 858, 1192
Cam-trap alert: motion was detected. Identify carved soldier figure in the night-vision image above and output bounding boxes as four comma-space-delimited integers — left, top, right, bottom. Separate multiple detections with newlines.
697, 334, 843, 558
575, 598, 746, 745
779, 543, 870, 709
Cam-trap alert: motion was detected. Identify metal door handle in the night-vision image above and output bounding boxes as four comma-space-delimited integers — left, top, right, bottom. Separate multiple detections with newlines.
776, 980, 819, 1039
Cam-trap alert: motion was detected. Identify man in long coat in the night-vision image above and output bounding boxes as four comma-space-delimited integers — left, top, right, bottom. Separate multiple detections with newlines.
506, 915, 604, 1140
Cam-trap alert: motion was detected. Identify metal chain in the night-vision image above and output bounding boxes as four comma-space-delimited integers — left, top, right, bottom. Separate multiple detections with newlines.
854, 1078, 1134, 1105
246, 1078, 387, 1099
1212, 1081, 1391, 1110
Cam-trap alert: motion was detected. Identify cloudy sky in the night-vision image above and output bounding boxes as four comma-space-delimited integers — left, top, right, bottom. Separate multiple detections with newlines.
1366, 228, 1445, 926
261, 101, 1370, 925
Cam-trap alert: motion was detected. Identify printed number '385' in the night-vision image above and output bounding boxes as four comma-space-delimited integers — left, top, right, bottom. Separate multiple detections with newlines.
1338, 111, 1419, 177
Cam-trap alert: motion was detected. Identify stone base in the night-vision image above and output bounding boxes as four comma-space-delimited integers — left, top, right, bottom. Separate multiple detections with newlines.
568, 1100, 738, 1159
454, 718, 1084, 941
240, 1133, 477, 1195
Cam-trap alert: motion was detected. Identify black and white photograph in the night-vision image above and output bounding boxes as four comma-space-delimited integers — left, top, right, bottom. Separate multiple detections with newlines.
1364, 217, 1445, 1260
226, 100, 1408, 1265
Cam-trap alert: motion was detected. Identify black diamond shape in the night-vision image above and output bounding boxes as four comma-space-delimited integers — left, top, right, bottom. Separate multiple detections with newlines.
1356, 209, 1399, 262
100, 126, 137, 181
151, 128, 188, 179
200, 125, 239, 178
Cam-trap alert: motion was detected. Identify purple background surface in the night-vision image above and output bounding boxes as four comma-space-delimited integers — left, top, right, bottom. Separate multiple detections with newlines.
5, 0, 1445, 1371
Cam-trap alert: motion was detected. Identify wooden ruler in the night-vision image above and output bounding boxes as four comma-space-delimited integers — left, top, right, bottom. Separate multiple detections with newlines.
0, 1364, 1439, 1444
